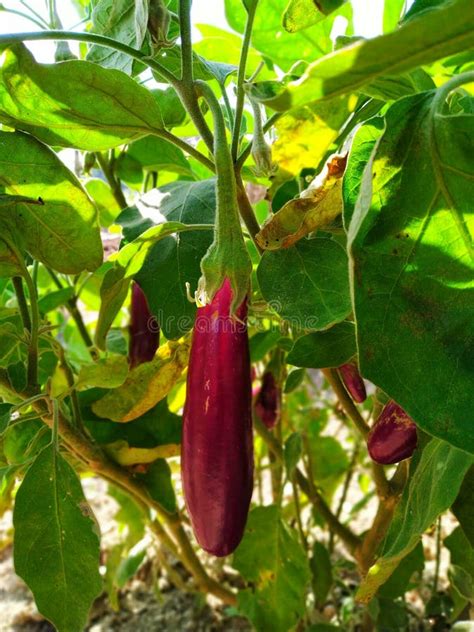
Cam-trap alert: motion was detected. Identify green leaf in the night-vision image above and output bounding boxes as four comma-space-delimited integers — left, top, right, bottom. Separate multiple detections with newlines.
342, 117, 384, 227
284, 368, 305, 393
287, 321, 356, 368
225, 0, 352, 72
0, 131, 103, 274
38, 287, 75, 315
131, 180, 215, 339
449, 565, 474, 602
247, 0, 474, 110
283, 0, 347, 33
95, 267, 131, 351
356, 439, 473, 603
13, 444, 102, 632
445, 526, 474, 579
377, 541, 424, 599
87, 0, 149, 73
309, 436, 349, 497
0, 44, 164, 150
233, 505, 310, 632
126, 135, 193, 177
452, 467, 474, 547
249, 328, 282, 362
83, 397, 182, 452
141, 459, 177, 514
348, 91, 474, 452
284, 432, 302, 476
152, 87, 187, 129
75, 355, 129, 391
383, 0, 406, 31
0, 402, 12, 434
85, 179, 122, 228
257, 237, 351, 331
310, 541, 333, 607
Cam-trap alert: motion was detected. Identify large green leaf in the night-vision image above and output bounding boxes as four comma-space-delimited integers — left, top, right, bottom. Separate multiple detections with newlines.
233, 505, 310, 632
130, 180, 216, 339
348, 90, 474, 452
257, 237, 351, 331
247, 0, 474, 110
356, 439, 473, 603
452, 467, 474, 547
13, 444, 102, 632
225, 0, 352, 71
0, 131, 102, 274
0, 44, 164, 150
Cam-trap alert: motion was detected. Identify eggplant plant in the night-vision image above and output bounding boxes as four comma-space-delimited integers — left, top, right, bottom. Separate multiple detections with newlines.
0, 0, 473, 631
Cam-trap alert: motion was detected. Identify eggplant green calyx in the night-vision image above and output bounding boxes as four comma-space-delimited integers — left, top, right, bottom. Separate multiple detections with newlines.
195, 80, 252, 314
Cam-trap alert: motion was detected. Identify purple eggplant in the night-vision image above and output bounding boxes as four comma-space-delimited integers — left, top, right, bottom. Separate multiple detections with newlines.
338, 361, 367, 403
254, 371, 281, 430
367, 401, 418, 465
129, 282, 159, 368
181, 278, 253, 557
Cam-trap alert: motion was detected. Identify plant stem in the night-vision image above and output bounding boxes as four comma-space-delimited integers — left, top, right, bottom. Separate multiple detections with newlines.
220, 82, 235, 130
433, 515, 442, 593
12, 277, 32, 332
292, 475, 307, 551
235, 171, 262, 250
96, 152, 127, 209
0, 7, 47, 30
330, 441, 360, 553
231, 1, 259, 161
178, 0, 193, 83
254, 415, 361, 553
46, 268, 95, 354
159, 130, 214, 172
22, 269, 39, 390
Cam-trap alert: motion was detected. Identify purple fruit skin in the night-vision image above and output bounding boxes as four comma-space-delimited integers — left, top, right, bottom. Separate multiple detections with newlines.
255, 371, 281, 429
367, 401, 418, 465
129, 282, 159, 368
182, 278, 253, 557
338, 362, 367, 403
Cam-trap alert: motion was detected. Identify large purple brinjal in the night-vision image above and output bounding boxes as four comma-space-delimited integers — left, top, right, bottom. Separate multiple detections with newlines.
338, 361, 367, 403
367, 400, 418, 465
254, 371, 281, 430
181, 278, 254, 557
129, 282, 159, 368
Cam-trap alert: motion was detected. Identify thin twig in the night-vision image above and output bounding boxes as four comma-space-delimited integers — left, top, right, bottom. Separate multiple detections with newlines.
12, 277, 32, 332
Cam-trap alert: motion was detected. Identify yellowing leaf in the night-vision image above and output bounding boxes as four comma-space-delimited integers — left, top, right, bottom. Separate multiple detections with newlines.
272, 96, 353, 176
104, 441, 180, 466
256, 153, 347, 250
92, 339, 190, 422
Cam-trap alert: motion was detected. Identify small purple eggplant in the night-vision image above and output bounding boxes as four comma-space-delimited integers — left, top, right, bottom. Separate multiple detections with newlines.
367, 401, 418, 465
181, 278, 253, 557
338, 361, 366, 403
254, 371, 281, 430
128, 282, 159, 368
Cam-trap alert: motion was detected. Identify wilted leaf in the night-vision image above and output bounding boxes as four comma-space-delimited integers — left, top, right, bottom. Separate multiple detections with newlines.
283, 0, 347, 32
256, 153, 347, 250
92, 338, 190, 422
75, 355, 129, 391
